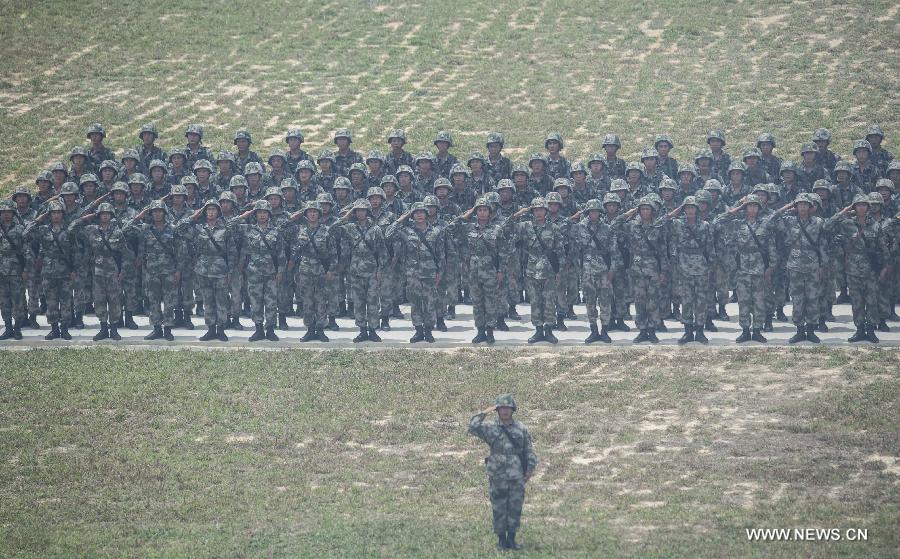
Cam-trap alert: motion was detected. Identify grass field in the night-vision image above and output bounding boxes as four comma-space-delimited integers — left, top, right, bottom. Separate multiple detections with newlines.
1, 347, 898, 557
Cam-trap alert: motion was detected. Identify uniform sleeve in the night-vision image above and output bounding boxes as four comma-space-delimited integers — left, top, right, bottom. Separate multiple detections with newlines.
468, 412, 491, 443
523, 427, 538, 475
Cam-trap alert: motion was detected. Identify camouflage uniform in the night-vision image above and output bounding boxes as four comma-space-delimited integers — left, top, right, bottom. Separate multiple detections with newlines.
332, 128, 363, 178
85, 124, 117, 173
340, 201, 387, 332
123, 204, 180, 329
544, 133, 571, 180
24, 207, 75, 329
290, 205, 339, 331
485, 133, 512, 183
229, 202, 284, 330
572, 202, 622, 329
865, 125, 894, 175
664, 203, 716, 329
134, 123, 168, 176
0, 203, 30, 334
772, 196, 828, 329
68, 209, 127, 325
450, 200, 504, 330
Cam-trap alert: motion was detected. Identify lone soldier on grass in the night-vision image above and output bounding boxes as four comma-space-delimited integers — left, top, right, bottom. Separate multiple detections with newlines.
469, 394, 537, 551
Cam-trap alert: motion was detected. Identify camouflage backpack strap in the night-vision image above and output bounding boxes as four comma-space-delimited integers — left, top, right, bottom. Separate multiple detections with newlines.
413, 227, 440, 271
498, 425, 528, 474
354, 223, 378, 261
683, 223, 709, 263
205, 227, 229, 267
256, 226, 279, 272
50, 228, 74, 271
98, 227, 122, 273
637, 224, 662, 272
530, 222, 560, 273
0, 224, 25, 269
744, 220, 769, 269
149, 226, 177, 264
796, 219, 821, 267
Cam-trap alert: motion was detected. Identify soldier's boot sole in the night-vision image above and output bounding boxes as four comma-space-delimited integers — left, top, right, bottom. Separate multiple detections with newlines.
735, 328, 752, 343
353, 328, 369, 343
876, 321, 890, 332
471, 328, 487, 344
495, 319, 509, 332
423, 329, 435, 343
805, 325, 820, 344
248, 325, 265, 342
265, 326, 279, 342
750, 329, 767, 343
59, 327, 71, 340
646, 329, 660, 343
865, 328, 880, 343
788, 327, 807, 344
144, 327, 164, 340
527, 327, 544, 344
694, 328, 709, 344
848, 327, 867, 343
162, 327, 174, 341
544, 327, 558, 344
367, 329, 382, 342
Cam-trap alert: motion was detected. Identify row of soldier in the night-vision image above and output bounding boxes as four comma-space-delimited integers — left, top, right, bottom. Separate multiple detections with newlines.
0, 123, 898, 344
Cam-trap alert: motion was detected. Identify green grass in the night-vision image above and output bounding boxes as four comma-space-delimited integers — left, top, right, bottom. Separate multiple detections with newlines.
1, 347, 897, 557
0, 0, 898, 192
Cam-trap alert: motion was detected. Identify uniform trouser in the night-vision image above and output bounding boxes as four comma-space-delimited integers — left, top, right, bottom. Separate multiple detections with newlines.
178, 266, 195, 310
773, 259, 790, 306
439, 260, 459, 316
26, 266, 41, 314
122, 265, 141, 312
489, 478, 526, 535
526, 276, 556, 327
0, 274, 26, 322
92, 274, 122, 324
146, 271, 177, 327
42, 275, 73, 326
197, 275, 228, 326
378, 262, 399, 319
248, 273, 277, 326
877, 271, 893, 320
788, 270, 820, 326
555, 263, 576, 313
711, 260, 730, 315
327, 272, 342, 316
737, 272, 767, 329
629, 269, 661, 329
469, 270, 499, 329
582, 271, 611, 325
351, 272, 379, 328
277, 269, 296, 314
299, 271, 327, 328
660, 266, 676, 318
819, 257, 836, 317
679, 274, 709, 326
502, 252, 520, 307
611, 269, 629, 319
849, 273, 879, 327
228, 270, 243, 316
74, 264, 91, 312
408, 275, 438, 328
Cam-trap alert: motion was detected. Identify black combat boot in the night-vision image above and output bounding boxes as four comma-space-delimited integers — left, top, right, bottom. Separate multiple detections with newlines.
817, 319, 829, 333
527, 326, 544, 344
242, 300, 251, 317
728, 291, 738, 303
0, 319, 14, 340
836, 287, 850, 303
199, 325, 217, 341
326, 315, 339, 331
45, 323, 60, 340
59, 324, 71, 340
231, 315, 244, 331
567, 304, 577, 320
497, 533, 508, 551
485, 327, 495, 344
877, 320, 890, 332
346, 301, 354, 316
109, 324, 121, 341
39, 296, 47, 315
391, 304, 404, 319
735, 327, 751, 343
495, 317, 509, 331
805, 324, 820, 343
599, 325, 612, 343
93, 322, 109, 341
195, 301, 204, 315
123, 311, 138, 330
543, 326, 558, 344
12, 319, 22, 340
585, 322, 602, 344
672, 303, 681, 321
367, 328, 381, 342
72, 311, 84, 329
889, 304, 900, 322
145, 325, 164, 340
616, 318, 630, 332
704, 317, 718, 332
134, 301, 145, 316
865, 323, 879, 343
471, 327, 487, 344
646, 328, 660, 343
249, 323, 265, 342
379, 316, 391, 331
423, 328, 435, 343
824, 304, 835, 322
506, 530, 522, 550
776, 306, 788, 321
277, 313, 288, 330
762, 315, 773, 332
435, 317, 447, 332
751, 329, 767, 343
788, 325, 806, 344
353, 326, 369, 343
172, 309, 184, 328
265, 324, 279, 342
848, 324, 866, 343
633, 329, 649, 343
508, 304, 521, 320
718, 303, 730, 320
656, 320, 667, 332
409, 326, 425, 343
694, 326, 708, 344
555, 312, 567, 332
678, 324, 694, 345
27, 313, 39, 329
216, 324, 228, 341
300, 326, 317, 342
446, 305, 456, 320
84, 303, 95, 315
182, 308, 194, 330
163, 326, 174, 341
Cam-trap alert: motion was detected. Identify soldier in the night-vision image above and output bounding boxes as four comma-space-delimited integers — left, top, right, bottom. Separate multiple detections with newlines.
68, 147, 91, 185
706, 129, 731, 179
348, 163, 369, 201
742, 147, 772, 187
811, 128, 841, 173
832, 161, 862, 209
288, 202, 338, 342
433, 131, 459, 178
569, 162, 593, 205
124, 201, 180, 341
294, 160, 323, 204
714, 195, 775, 342
12, 186, 41, 328
693, 149, 721, 192
232, 128, 262, 173
146, 159, 171, 198
663, 196, 716, 343
571, 199, 621, 343
284, 128, 314, 176
825, 196, 890, 343
640, 147, 665, 190
24, 201, 75, 340
545, 190, 575, 330
511, 164, 537, 208
485, 132, 512, 183
184, 124, 214, 170
723, 162, 750, 206
338, 199, 386, 342
449, 165, 475, 210
544, 133, 570, 180
229, 200, 283, 342
193, 159, 217, 201
527, 153, 553, 196
85, 123, 116, 173
167, 149, 189, 187
467, 152, 495, 196
0, 200, 29, 340
865, 124, 894, 175
675, 164, 698, 203
365, 150, 387, 189
850, 139, 882, 193
333, 128, 363, 178
214, 151, 238, 194
176, 200, 235, 342
778, 161, 802, 202
134, 123, 167, 176
797, 142, 828, 192
385, 128, 414, 175
654, 135, 678, 180
866, 190, 893, 332
756, 133, 782, 180
602, 134, 626, 179
468, 394, 537, 551
264, 149, 291, 190
314, 150, 338, 192
586, 153, 611, 196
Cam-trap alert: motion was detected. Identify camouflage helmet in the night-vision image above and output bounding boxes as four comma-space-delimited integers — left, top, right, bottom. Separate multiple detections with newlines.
352, 198, 373, 213
279, 178, 298, 191
727, 161, 746, 175
742, 147, 763, 161
486, 132, 505, 147
495, 178, 514, 191
252, 200, 272, 214
229, 175, 248, 189
811, 128, 832, 143
69, 146, 88, 161
380, 174, 398, 187
865, 124, 885, 139
467, 151, 487, 165
583, 198, 604, 212
553, 178, 571, 191
658, 178, 678, 191
528, 153, 547, 167
316, 192, 334, 207
168, 148, 187, 162
587, 153, 607, 166
511, 163, 529, 177
268, 148, 287, 164
887, 160, 900, 174
800, 142, 818, 155
640, 147, 659, 161
751, 183, 769, 195
677, 163, 697, 177
295, 160, 316, 173
148, 200, 167, 213
95, 202, 115, 215
367, 186, 386, 200
138, 123, 158, 140
128, 173, 148, 187
36, 170, 53, 184
602, 192, 621, 207
202, 199, 221, 213
366, 150, 385, 164
233, 128, 252, 144
529, 197, 548, 211
285, 128, 305, 143
766, 182, 781, 200
569, 161, 587, 176
485, 191, 501, 206
795, 192, 816, 206
706, 129, 727, 145
867, 192, 883, 206
218, 191, 238, 204
47, 200, 66, 213
625, 161, 644, 174
180, 174, 198, 187
743, 193, 763, 208
349, 162, 368, 176
303, 201, 322, 214
148, 159, 167, 172
317, 150, 336, 163
474, 197, 493, 212
703, 179, 724, 193
423, 195, 440, 207
193, 159, 214, 172
544, 132, 564, 149
265, 186, 284, 200
851, 194, 870, 207
11, 185, 32, 201
646, 193, 663, 210
756, 133, 776, 147
433, 177, 452, 192
415, 151, 435, 165
0, 199, 15, 213
637, 196, 656, 211
409, 201, 427, 214
86, 123, 106, 139
694, 190, 713, 206
780, 160, 798, 175
545, 191, 563, 205
875, 178, 895, 193
694, 148, 713, 162
833, 160, 853, 175
170, 184, 188, 196
387, 128, 407, 144
433, 130, 453, 147
654, 134, 674, 149
681, 196, 699, 209
185, 123, 204, 139
60, 182, 79, 196
332, 176, 352, 191
601, 134, 622, 148
449, 164, 469, 178
216, 151, 236, 164
808, 192, 823, 207
121, 149, 140, 163
609, 179, 629, 192
852, 139, 872, 155
244, 162, 264, 176
333, 128, 352, 143
395, 165, 415, 178
79, 173, 99, 185
811, 179, 832, 192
